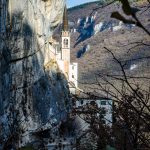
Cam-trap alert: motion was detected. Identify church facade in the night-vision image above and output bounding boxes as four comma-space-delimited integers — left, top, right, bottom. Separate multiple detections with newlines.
48, 6, 78, 94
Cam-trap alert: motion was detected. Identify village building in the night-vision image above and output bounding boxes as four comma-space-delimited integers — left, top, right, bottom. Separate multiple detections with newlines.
49, 6, 113, 127
75, 98, 113, 126
47, 5, 114, 150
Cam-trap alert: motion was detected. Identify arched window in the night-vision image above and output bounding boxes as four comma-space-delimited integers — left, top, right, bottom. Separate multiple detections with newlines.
63, 38, 68, 48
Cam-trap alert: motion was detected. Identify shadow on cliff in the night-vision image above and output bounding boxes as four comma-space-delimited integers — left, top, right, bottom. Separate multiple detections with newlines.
1, 8, 72, 148
10, 11, 71, 123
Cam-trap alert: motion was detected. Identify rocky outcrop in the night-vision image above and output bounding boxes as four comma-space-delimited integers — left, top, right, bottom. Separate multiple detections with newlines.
0, 0, 71, 148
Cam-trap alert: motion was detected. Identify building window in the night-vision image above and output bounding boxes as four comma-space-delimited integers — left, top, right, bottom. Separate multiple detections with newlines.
72, 66, 74, 70
101, 101, 106, 105
63, 38, 68, 48
55, 44, 60, 53
72, 75, 74, 78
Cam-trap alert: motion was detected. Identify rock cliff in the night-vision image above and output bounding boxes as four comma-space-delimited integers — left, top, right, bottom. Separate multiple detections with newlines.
0, 0, 71, 148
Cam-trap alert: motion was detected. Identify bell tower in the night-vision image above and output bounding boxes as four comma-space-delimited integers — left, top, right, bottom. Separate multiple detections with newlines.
61, 5, 70, 63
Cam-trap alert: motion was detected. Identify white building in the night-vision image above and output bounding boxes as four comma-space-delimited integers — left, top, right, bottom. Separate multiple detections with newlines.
49, 6, 78, 94
49, 6, 113, 127
69, 63, 78, 94
75, 99, 113, 126
47, 137, 76, 150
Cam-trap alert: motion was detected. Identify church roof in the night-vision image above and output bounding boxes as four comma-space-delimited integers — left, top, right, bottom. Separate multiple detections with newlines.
62, 5, 69, 31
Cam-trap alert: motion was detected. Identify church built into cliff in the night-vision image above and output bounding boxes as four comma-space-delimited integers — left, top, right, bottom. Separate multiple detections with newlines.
48, 6, 78, 94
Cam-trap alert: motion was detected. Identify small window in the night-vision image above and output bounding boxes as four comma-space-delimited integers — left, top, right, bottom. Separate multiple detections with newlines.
56, 45, 60, 53
63, 38, 68, 48
72, 66, 74, 70
101, 101, 106, 105
72, 75, 74, 78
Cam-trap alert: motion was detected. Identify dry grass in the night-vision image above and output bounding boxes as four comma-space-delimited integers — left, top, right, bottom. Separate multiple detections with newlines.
67, 2, 150, 93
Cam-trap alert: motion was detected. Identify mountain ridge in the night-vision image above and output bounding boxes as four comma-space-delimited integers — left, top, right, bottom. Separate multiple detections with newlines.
67, 0, 150, 92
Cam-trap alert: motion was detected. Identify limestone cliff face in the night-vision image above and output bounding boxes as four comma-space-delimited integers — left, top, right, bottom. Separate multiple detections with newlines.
0, 0, 70, 148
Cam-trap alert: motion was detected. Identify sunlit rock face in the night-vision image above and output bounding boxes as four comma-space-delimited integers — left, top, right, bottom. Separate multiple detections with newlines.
0, 0, 70, 148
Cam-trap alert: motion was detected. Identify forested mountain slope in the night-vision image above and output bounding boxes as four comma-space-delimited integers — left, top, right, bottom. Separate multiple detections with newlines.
66, 0, 150, 92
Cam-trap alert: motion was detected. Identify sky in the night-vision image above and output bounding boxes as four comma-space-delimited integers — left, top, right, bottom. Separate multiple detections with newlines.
67, 0, 98, 8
